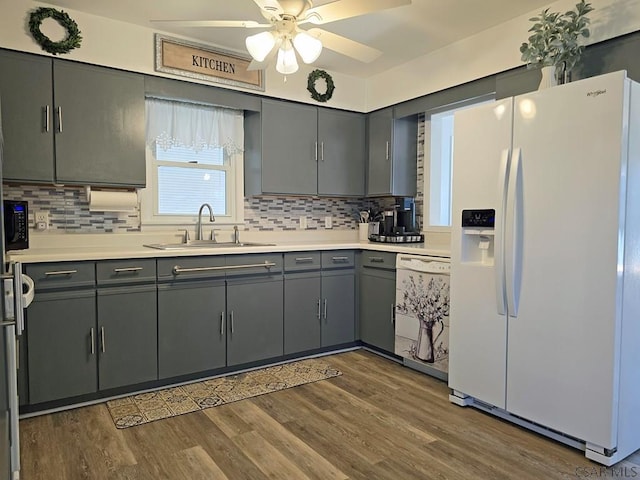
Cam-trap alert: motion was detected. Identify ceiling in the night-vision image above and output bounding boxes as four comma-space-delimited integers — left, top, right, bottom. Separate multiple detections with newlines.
40, 0, 554, 78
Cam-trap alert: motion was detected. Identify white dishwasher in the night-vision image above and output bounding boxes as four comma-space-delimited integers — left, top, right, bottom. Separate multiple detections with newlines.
395, 254, 451, 381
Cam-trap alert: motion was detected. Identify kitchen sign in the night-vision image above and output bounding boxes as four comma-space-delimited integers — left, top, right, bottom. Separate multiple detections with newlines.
155, 34, 264, 91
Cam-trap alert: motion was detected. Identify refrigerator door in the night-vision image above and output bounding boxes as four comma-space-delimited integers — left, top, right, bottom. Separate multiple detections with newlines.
448, 98, 513, 409
506, 71, 628, 448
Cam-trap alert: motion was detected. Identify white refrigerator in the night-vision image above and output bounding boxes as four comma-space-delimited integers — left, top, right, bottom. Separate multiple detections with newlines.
448, 71, 640, 466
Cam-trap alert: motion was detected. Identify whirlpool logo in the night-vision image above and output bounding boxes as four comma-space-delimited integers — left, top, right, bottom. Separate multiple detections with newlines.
587, 89, 607, 97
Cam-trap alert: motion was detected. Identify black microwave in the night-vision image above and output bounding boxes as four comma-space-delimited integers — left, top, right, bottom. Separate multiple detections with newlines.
3, 200, 29, 251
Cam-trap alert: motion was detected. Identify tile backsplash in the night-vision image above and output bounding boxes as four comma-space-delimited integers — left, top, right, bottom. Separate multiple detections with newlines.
3, 116, 425, 234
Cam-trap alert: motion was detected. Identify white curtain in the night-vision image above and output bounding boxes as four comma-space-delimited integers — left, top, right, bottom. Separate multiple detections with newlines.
145, 97, 244, 154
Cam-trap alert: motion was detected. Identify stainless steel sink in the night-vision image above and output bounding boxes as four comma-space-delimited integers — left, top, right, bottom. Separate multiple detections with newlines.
143, 241, 275, 250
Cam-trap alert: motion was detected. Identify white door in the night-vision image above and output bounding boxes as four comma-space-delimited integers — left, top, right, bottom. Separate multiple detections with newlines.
505, 72, 628, 448
448, 98, 513, 409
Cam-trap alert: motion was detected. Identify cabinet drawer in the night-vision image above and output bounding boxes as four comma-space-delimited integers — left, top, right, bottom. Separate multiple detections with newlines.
25, 262, 96, 291
361, 251, 397, 270
157, 256, 226, 281
225, 253, 283, 277
284, 252, 321, 272
322, 251, 355, 269
97, 259, 156, 285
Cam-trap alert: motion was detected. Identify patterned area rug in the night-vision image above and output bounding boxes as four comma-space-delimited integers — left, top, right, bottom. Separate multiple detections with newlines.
106, 358, 341, 429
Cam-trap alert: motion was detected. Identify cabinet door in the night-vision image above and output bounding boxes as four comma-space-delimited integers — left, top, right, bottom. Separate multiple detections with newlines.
0, 51, 54, 183
367, 107, 393, 195
261, 99, 317, 194
97, 286, 157, 390
317, 109, 365, 196
53, 61, 145, 187
227, 279, 284, 366
158, 281, 226, 379
360, 270, 396, 352
321, 271, 355, 347
27, 291, 97, 404
284, 274, 321, 354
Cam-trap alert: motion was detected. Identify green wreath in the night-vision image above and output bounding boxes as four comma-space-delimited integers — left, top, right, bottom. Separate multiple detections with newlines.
29, 7, 82, 55
307, 69, 335, 103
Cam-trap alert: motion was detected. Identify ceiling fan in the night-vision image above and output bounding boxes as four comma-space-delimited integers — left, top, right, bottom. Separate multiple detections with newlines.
153, 0, 412, 74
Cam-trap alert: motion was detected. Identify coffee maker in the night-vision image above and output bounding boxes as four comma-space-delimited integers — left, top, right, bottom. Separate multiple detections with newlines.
371, 198, 423, 243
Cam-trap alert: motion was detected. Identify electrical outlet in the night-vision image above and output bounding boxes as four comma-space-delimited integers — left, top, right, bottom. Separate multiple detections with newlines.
299, 216, 308, 230
324, 216, 333, 229
35, 211, 49, 230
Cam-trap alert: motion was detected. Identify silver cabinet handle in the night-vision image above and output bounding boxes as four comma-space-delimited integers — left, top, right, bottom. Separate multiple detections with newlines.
56, 106, 63, 133
391, 304, 395, 325
385, 140, 390, 160
100, 326, 105, 353
44, 270, 78, 276
114, 267, 143, 273
323, 299, 328, 321
44, 105, 50, 132
317, 299, 321, 320
314, 141, 318, 162
220, 311, 225, 336
332, 256, 350, 263
295, 257, 314, 263
369, 257, 385, 263
173, 261, 276, 275
90, 328, 95, 355
230, 311, 235, 334
320, 141, 324, 161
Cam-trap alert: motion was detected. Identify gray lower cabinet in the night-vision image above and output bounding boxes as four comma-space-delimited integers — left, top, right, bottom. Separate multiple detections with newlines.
226, 278, 284, 366
321, 271, 356, 346
284, 273, 322, 354
27, 290, 97, 404
157, 281, 226, 379
359, 251, 397, 353
97, 286, 158, 390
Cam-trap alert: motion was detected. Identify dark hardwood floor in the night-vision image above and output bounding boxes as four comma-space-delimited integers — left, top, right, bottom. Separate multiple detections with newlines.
19, 350, 640, 479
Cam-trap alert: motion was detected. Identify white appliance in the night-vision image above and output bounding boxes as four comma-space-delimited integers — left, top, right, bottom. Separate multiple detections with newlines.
395, 254, 450, 380
1, 97, 35, 480
448, 70, 640, 466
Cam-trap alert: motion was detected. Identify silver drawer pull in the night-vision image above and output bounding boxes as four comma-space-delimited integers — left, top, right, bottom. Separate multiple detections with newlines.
369, 257, 385, 263
44, 270, 78, 276
114, 267, 143, 273
295, 257, 314, 263
173, 261, 276, 275
331, 256, 350, 263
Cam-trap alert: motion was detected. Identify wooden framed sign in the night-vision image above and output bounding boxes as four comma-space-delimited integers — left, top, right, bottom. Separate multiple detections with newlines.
155, 34, 264, 91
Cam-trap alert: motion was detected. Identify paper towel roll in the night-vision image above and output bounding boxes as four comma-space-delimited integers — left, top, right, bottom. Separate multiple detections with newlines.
87, 187, 138, 212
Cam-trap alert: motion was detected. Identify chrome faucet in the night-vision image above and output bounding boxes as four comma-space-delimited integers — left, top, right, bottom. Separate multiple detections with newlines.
196, 203, 215, 240
233, 225, 240, 244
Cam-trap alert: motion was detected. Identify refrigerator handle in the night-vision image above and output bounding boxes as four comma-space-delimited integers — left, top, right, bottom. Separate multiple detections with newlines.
495, 149, 510, 316
505, 148, 523, 317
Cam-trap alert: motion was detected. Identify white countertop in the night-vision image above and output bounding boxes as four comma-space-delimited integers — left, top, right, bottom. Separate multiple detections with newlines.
7, 240, 450, 263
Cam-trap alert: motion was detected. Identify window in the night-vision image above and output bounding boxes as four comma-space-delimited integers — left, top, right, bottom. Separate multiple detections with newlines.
424, 97, 493, 229
140, 98, 244, 226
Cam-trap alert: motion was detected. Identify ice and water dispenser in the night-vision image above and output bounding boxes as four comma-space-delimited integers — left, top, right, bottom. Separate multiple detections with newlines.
460, 209, 495, 264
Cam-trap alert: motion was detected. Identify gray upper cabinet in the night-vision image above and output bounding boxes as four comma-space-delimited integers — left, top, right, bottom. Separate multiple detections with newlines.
317, 108, 365, 196
54, 61, 145, 187
0, 50, 55, 183
367, 107, 418, 197
260, 99, 318, 195
0, 50, 145, 187
246, 99, 365, 196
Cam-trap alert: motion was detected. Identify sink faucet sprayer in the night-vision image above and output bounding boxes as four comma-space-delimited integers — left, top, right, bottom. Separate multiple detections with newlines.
197, 203, 215, 240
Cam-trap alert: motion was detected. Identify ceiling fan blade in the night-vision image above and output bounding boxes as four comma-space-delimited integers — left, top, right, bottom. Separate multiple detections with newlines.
151, 20, 270, 28
307, 28, 382, 63
253, 0, 284, 17
303, 0, 411, 25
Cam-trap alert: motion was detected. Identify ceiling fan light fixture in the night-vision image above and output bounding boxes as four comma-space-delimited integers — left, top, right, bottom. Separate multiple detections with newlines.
292, 31, 322, 64
245, 31, 276, 62
276, 39, 299, 74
